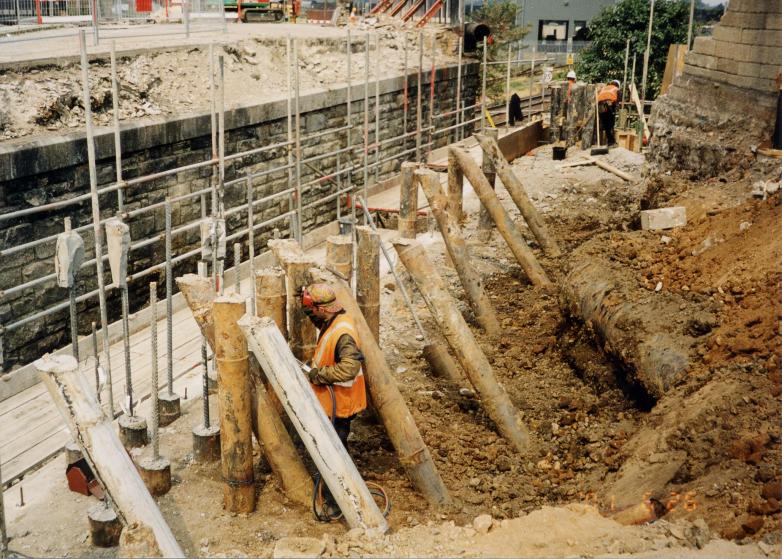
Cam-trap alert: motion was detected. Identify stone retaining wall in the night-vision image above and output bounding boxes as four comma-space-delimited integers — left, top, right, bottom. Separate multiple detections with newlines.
648, 0, 781, 177
0, 63, 479, 371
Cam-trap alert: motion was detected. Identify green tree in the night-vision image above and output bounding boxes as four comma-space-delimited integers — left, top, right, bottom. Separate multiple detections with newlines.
576, 0, 690, 99
472, 0, 527, 98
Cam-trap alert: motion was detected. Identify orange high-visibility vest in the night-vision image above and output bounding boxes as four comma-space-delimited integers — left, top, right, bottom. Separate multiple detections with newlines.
311, 314, 366, 419
597, 84, 619, 104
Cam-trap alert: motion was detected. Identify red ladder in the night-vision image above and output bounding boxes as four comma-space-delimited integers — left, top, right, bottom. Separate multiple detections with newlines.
414, 0, 442, 27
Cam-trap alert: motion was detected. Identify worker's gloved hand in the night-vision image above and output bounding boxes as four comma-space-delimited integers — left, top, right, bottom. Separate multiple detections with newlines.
307, 367, 322, 385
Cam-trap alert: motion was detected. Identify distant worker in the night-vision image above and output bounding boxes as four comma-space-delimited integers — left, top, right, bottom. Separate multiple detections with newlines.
301, 283, 366, 518
508, 93, 524, 126
349, 6, 357, 25
566, 69, 577, 100
597, 79, 621, 147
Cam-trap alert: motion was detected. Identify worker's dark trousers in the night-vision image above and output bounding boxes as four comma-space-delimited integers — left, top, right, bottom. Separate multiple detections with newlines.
323, 415, 355, 508
599, 108, 617, 146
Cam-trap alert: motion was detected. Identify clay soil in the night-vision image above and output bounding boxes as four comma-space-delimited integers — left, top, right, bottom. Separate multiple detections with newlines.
4, 145, 780, 558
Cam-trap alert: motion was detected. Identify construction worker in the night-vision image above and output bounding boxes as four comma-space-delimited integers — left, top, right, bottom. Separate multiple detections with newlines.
301, 283, 366, 518
566, 69, 577, 100
597, 79, 621, 147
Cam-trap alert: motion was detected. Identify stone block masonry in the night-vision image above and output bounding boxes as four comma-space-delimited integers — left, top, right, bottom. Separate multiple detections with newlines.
0, 63, 479, 371
648, 0, 781, 178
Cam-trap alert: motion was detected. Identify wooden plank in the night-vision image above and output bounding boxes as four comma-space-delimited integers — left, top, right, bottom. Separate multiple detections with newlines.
1, 425, 69, 486
238, 315, 389, 534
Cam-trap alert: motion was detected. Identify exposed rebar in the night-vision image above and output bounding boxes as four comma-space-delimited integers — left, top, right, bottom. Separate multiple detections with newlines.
149, 282, 160, 462
234, 242, 242, 294
69, 288, 79, 362
91, 321, 100, 402
110, 40, 124, 213
121, 285, 133, 417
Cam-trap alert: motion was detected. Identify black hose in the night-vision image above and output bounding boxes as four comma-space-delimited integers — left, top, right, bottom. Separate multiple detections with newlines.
311, 385, 390, 522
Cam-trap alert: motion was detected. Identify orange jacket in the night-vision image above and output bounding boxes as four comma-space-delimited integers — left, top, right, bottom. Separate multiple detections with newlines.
597, 84, 619, 104
311, 314, 366, 419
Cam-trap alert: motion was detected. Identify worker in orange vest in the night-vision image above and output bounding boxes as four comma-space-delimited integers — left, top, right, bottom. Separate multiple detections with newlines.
597, 79, 621, 147
301, 283, 366, 517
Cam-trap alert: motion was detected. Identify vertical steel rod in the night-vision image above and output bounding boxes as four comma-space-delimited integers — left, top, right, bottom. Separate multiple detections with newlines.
247, 178, 255, 312
480, 35, 487, 132
197, 262, 210, 429
528, 44, 536, 117
79, 29, 114, 419
164, 198, 174, 396
285, 36, 296, 240
233, 243, 242, 294
218, 53, 227, 293
641, 0, 655, 102
403, 33, 408, 138
91, 321, 100, 402
209, 44, 219, 291
622, 38, 630, 111
362, 36, 370, 219
428, 32, 435, 158
455, 36, 463, 143
687, 0, 695, 51
110, 41, 124, 213
374, 33, 381, 185
69, 287, 79, 361
121, 283, 133, 417
149, 282, 160, 461
0, 451, 6, 559
505, 43, 512, 132
293, 39, 303, 242
416, 30, 423, 162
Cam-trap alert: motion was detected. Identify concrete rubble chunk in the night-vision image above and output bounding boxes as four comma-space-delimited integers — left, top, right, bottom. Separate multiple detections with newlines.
640, 207, 687, 231
472, 514, 493, 534
272, 537, 327, 559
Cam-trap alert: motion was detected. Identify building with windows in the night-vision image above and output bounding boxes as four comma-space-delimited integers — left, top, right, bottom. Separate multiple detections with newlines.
516, 0, 617, 51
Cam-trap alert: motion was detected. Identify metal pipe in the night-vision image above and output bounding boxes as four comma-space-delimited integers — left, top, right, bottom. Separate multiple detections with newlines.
164, 199, 174, 396
149, 282, 160, 461
110, 40, 124, 213
79, 29, 114, 419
